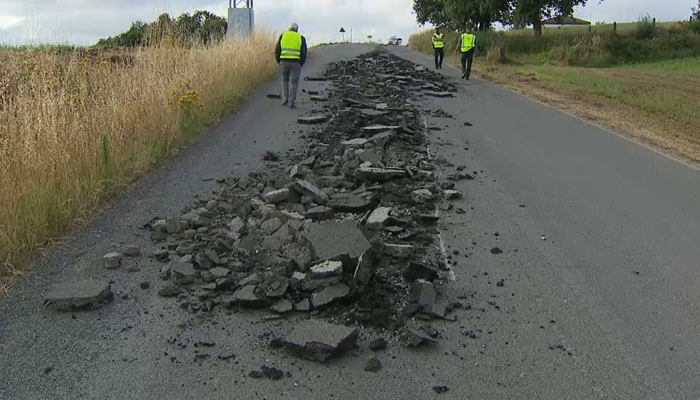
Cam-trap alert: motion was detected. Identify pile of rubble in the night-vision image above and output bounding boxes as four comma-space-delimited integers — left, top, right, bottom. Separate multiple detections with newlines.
48, 51, 469, 364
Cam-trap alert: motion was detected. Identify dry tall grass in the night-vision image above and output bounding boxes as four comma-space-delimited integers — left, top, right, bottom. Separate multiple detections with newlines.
0, 32, 277, 279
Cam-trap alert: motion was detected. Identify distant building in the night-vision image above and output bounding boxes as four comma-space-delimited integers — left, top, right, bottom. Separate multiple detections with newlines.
542, 16, 591, 26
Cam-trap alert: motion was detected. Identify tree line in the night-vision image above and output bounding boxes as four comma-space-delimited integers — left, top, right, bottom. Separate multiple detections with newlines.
95, 11, 227, 48
413, 0, 604, 36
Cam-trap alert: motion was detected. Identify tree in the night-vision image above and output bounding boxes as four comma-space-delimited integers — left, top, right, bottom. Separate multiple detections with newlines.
95, 20, 147, 48
94, 10, 228, 48
413, 0, 603, 35
413, 0, 510, 31
413, 0, 452, 28
444, 0, 511, 31
512, 0, 599, 36
693, 0, 700, 20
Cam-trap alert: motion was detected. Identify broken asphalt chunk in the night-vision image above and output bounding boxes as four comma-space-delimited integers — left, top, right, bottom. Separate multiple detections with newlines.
412, 279, 437, 309
122, 245, 140, 257
310, 260, 343, 279
43, 280, 113, 311
262, 150, 280, 161
305, 206, 334, 221
304, 220, 371, 263
292, 180, 329, 205
297, 115, 329, 124
400, 327, 438, 347
403, 261, 438, 282
282, 319, 359, 362
366, 207, 391, 230
367, 130, 396, 148
444, 190, 463, 200
261, 364, 285, 380
233, 285, 268, 309
447, 172, 474, 181
365, 358, 382, 373
157, 284, 181, 297
425, 91, 453, 98
263, 188, 290, 204
311, 283, 350, 309
327, 193, 373, 213
102, 252, 122, 269
416, 213, 439, 224
341, 138, 369, 148
369, 338, 388, 351
270, 299, 294, 314
170, 261, 196, 285
357, 163, 407, 181
362, 125, 400, 134
382, 243, 414, 259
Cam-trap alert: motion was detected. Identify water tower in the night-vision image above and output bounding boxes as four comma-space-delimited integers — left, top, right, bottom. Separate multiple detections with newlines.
227, 0, 254, 38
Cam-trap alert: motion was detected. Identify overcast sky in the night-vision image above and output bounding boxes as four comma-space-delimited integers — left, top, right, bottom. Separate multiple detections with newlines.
0, 0, 697, 46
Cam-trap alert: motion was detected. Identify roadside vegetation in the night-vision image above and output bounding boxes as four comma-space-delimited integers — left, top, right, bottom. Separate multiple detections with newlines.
409, 0, 700, 165
0, 11, 277, 286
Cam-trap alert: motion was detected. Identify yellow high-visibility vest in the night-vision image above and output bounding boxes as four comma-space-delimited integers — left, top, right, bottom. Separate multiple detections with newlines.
280, 31, 302, 60
461, 33, 476, 52
432, 33, 445, 49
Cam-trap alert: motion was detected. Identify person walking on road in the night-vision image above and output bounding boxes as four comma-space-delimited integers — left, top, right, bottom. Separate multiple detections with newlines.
432, 28, 445, 69
457, 28, 476, 80
275, 23, 308, 109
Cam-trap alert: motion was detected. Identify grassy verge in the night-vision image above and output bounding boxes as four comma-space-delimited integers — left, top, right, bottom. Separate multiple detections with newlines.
0, 32, 277, 285
409, 28, 700, 166
479, 61, 700, 164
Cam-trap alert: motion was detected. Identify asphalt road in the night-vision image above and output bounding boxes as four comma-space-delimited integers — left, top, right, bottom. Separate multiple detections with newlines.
2, 44, 700, 400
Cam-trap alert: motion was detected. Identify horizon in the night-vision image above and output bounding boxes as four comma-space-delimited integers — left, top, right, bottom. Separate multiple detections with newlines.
0, 0, 697, 46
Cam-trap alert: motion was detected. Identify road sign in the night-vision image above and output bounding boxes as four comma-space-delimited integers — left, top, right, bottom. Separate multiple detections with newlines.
339, 27, 346, 33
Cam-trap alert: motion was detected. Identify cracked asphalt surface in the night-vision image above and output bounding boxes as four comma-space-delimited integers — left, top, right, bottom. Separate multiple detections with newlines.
2, 44, 700, 399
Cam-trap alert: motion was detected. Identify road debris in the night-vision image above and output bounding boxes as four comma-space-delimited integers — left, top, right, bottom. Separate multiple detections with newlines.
93, 49, 474, 371
43, 280, 113, 311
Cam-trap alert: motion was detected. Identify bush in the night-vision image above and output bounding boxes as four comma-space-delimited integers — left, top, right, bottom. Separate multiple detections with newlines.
635, 16, 658, 40
687, 20, 700, 34
486, 39, 511, 64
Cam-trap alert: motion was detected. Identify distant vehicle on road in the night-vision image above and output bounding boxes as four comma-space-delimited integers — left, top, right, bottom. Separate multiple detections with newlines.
387, 36, 403, 45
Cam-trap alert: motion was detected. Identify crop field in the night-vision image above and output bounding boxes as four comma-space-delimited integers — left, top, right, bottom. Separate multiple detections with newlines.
0, 33, 277, 284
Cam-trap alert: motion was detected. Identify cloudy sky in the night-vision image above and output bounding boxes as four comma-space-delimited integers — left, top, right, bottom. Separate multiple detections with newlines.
0, 0, 697, 46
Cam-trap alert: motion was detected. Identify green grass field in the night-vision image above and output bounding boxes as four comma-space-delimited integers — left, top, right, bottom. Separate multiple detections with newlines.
622, 56, 700, 71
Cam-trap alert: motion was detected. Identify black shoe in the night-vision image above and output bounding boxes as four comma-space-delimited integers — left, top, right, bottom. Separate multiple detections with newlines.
461, 72, 466, 79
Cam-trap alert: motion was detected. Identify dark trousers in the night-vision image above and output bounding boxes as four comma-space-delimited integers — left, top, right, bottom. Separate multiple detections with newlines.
434, 48, 444, 69
461, 49, 475, 79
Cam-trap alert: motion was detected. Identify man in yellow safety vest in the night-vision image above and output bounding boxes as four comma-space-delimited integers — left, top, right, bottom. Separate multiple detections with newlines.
432, 28, 445, 69
457, 28, 476, 80
275, 23, 308, 109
